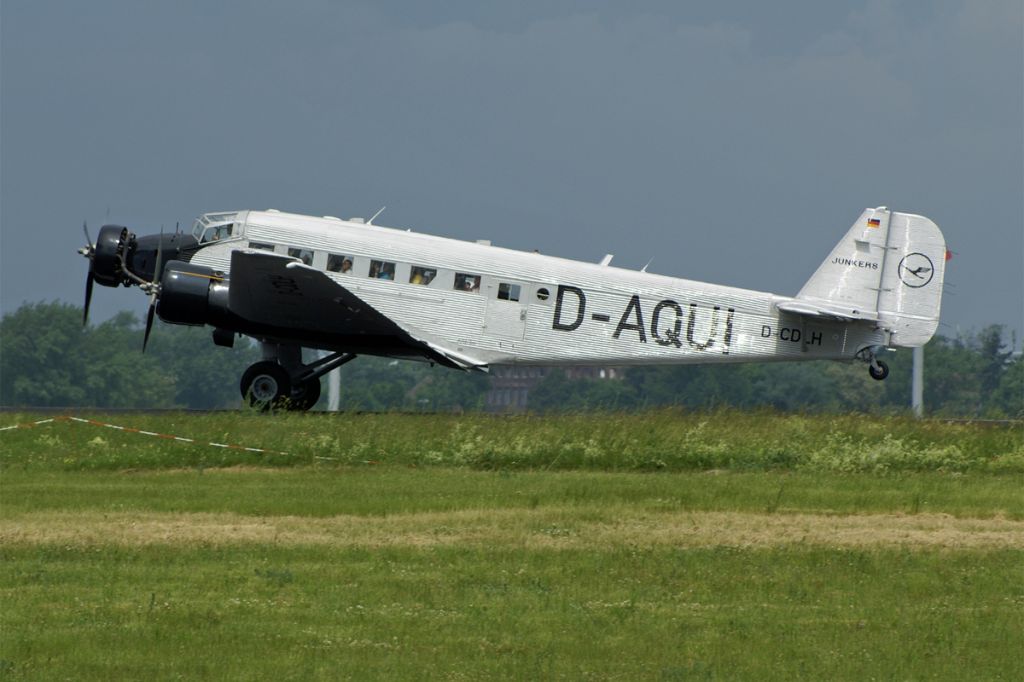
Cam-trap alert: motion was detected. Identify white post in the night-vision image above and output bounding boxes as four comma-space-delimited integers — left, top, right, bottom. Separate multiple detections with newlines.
316, 349, 342, 412
327, 364, 341, 412
912, 346, 924, 417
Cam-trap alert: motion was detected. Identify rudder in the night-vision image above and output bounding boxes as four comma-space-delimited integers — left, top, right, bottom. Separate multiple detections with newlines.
876, 210, 947, 347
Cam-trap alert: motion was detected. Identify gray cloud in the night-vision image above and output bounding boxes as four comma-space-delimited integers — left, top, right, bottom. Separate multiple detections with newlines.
2, 1, 1020, 340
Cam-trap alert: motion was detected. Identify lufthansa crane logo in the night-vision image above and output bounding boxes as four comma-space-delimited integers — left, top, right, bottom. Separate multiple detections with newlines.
897, 253, 934, 288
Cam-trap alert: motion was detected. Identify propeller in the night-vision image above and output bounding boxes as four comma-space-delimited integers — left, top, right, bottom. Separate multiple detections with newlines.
143, 301, 157, 352
83, 274, 95, 325
81, 222, 95, 325
141, 227, 164, 352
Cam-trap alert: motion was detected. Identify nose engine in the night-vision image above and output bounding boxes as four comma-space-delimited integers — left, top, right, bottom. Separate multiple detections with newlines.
89, 225, 131, 287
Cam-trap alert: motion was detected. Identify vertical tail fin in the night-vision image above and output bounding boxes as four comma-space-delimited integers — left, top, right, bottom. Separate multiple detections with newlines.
796, 207, 947, 347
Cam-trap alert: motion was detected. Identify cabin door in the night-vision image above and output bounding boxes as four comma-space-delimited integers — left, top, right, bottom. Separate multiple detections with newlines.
483, 280, 527, 343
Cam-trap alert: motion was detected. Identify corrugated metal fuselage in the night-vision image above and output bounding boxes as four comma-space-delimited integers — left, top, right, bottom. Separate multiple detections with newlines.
190, 211, 887, 366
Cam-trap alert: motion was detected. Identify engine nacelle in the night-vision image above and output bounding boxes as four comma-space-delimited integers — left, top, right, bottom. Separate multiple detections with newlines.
157, 261, 231, 327
91, 225, 130, 287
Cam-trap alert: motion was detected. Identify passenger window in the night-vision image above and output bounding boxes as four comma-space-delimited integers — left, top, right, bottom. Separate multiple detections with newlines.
410, 266, 437, 285
454, 273, 481, 293
249, 242, 275, 251
369, 260, 395, 280
287, 248, 313, 266
497, 283, 521, 302
327, 254, 354, 274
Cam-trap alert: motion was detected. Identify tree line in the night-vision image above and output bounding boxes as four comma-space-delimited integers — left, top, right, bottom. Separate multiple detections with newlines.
1, 301, 1020, 417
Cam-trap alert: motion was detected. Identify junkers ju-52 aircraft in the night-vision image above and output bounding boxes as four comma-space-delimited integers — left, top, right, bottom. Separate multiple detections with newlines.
79, 206, 947, 410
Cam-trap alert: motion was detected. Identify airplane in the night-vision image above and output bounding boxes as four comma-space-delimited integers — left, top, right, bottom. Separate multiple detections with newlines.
78, 206, 948, 410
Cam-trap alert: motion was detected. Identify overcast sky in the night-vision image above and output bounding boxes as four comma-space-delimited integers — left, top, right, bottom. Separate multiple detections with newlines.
2, 1, 1021, 343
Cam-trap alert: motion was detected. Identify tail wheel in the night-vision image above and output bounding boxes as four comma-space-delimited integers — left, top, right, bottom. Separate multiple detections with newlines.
241, 361, 291, 411
869, 360, 889, 381
291, 378, 322, 412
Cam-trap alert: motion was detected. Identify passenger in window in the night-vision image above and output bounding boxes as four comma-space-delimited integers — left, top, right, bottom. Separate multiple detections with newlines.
410, 267, 436, 285
371, 260, 395, 280
328, 254, 353, 273
455, 273, 481, 292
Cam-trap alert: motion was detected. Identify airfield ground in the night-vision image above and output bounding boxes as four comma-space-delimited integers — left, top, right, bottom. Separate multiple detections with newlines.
1, 411, 1021, 680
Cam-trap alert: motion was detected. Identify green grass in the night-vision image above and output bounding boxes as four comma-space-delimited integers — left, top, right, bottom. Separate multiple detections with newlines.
1, 411, 1022, 680
2, 543, 1021, 680
2, 409, 1021, 474
2, 467, 1023, 520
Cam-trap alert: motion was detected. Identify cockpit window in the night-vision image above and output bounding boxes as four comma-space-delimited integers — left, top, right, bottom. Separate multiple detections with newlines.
207, 224, 234, 242
191, 212, 240, 244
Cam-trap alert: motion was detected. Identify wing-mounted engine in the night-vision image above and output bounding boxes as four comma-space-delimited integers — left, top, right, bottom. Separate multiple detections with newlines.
156, 261, 232, 328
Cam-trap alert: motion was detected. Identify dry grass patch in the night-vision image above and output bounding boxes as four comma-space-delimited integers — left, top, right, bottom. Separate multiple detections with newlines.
3, 507, 1023, 550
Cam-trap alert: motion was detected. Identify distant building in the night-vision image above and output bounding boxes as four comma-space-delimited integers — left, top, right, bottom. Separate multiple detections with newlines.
485, 365, 623, 413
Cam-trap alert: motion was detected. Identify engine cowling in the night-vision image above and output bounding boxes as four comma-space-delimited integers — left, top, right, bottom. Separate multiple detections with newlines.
157, 261, 231, 327
91, 225, 130, 287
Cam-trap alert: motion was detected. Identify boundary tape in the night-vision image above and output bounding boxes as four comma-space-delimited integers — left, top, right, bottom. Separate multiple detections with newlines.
0, 415, 294, 457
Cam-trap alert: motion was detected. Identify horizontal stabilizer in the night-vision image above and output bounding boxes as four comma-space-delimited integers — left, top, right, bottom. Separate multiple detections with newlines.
775, 299, 878, 322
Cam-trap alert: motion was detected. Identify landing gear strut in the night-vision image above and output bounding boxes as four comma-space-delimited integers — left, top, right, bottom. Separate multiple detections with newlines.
240, 346, 356, 411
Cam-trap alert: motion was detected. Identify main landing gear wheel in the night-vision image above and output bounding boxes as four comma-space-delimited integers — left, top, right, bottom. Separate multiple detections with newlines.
242, 348, 354, 412
241, 361, 292, 411
291, 378, 322, 412
869, 360, 889, 381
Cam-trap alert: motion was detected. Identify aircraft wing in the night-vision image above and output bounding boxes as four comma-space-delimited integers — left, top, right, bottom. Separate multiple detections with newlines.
227, 250, 488, 370
774, 298, 879, 322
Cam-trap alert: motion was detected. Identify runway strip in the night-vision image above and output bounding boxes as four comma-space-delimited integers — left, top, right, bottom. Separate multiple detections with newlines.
3, 508, 1022, 550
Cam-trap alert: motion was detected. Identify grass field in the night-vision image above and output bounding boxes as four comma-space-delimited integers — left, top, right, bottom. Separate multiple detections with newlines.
1, 411, 1022, 680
